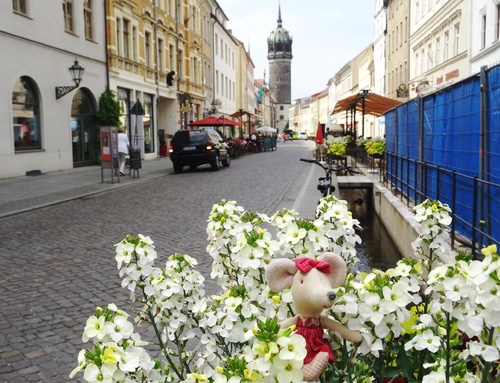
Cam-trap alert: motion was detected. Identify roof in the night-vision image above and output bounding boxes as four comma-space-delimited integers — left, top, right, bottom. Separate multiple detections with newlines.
332, 92, 402, 117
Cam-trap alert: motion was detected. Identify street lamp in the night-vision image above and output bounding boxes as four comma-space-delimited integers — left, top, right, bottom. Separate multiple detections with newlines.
55, 59, 85, 99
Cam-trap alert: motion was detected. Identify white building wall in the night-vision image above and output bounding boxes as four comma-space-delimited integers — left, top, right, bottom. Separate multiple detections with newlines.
213, 18, 237, 117
374, 0, 387, 96
408, 0, 470, 97
0, 0, 107, 179
470, 0, 500, 74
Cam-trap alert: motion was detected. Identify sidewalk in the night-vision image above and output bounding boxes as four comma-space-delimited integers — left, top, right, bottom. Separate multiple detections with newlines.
0, 157, 173, 218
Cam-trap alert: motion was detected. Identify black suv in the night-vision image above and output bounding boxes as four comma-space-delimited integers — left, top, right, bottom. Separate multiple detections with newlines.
169, 128, 231, 173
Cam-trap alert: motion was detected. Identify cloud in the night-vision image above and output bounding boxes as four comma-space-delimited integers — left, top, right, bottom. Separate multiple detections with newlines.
217, 1, 374, 100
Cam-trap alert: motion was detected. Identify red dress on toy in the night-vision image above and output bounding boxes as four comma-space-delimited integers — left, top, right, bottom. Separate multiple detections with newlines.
295, 316, 335, 364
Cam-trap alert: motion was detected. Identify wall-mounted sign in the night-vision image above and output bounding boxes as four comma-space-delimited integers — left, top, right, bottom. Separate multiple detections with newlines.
436, 69, 460, 85
396, 83, 408, 97
416, 81, 431, 93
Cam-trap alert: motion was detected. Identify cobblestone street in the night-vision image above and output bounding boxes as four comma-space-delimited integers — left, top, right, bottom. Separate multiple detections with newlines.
0, 141, 318, 383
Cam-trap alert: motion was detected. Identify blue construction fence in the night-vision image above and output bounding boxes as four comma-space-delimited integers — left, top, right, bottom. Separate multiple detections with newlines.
385, 63, 500, 251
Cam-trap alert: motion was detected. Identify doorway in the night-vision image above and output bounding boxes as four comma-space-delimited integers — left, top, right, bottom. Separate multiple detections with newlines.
71, 88, 98, 166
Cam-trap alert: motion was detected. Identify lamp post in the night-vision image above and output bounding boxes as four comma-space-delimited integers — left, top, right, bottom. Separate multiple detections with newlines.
359, 89, 370, 138
55, 59, 85, 99
238, 108, 244, 138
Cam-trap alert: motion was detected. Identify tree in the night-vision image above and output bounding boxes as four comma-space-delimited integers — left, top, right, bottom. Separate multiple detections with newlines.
95, 88, 121, 126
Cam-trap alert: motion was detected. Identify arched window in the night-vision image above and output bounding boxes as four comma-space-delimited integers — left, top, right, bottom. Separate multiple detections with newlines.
12, 77, 41, 151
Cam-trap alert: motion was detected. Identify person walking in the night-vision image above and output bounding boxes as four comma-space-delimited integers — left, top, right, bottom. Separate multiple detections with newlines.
117, 127, 130, 176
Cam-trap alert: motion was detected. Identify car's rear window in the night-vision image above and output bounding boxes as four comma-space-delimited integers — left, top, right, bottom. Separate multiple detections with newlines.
171, 130, 190, 146
189, 131, 209, 144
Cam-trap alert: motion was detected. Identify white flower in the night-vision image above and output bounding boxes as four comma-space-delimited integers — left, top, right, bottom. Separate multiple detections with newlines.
82, 315, 107, 342
116, 348, 141, 372
69, 349, 87, 378
115, 242, 135, 268
103, 315, 134, 343
414, 329, 441, 353
467, 340, 499, 362
269, 357, 303, 383
83, 362, 117, 383
276, 333, 307, 361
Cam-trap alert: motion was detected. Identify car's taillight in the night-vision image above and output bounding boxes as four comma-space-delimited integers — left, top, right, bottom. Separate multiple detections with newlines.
168, 145, 174, 153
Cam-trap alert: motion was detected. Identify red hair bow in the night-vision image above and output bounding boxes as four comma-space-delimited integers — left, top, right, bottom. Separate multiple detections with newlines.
295, 258, 331, 274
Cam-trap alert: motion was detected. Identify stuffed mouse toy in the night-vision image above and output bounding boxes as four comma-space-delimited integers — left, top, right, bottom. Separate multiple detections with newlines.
266, 252, 362, 382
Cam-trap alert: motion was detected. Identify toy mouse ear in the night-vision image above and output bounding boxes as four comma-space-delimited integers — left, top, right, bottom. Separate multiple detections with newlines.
265, 258, 297, 292
318, 252, 347, 287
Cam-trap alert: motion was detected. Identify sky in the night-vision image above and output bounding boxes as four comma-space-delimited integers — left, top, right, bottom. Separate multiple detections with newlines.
216, 0, 376, 101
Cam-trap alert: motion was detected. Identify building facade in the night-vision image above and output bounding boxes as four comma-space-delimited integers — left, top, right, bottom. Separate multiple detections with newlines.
1, 0, 108, 178
374, 0, 388, 97
408, 0, 470, 97
469, 0, 500, 74
386, 0, 410, 100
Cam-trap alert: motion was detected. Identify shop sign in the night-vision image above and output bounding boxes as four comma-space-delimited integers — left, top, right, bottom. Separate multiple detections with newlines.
436, 69, 459, 85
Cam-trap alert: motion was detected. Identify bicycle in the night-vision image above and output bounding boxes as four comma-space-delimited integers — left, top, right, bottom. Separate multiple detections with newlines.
300, 157, 362, 199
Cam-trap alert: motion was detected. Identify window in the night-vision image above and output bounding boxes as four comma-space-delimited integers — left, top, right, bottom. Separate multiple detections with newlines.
421, 48, 425, 72
158, 38, 163, 72
13, 0, 27, 14
453, 24, 460, 56
415, 52, 420, 76
145, 32, 151, 67
116, 18, 122, 56
481, 13, 487, 49
400, 21, 403, 46
144, 94, 154, 154
123, 19, 130, 59
427, 43, 432, 69
117, 88, 130, 134
12, 77, 41, 151
169, 44, 175, 71
215, 70, 219, 94
435, 37, 440, 65
444, 31, 449, 60
496, 4, 500, 41
132, 26, 137, 60
83, 0, 93, 40
178, 50, 184, 78
63, 0, 74, 33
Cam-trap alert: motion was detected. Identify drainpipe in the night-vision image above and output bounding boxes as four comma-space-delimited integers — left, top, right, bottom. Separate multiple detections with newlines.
211, 8, 219, 113
154, 3, 160, 155
104, 0, 110, 89
175, 0, 183, 129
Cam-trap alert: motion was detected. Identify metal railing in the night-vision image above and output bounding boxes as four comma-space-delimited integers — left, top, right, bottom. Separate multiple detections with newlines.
384, 152, 500, 256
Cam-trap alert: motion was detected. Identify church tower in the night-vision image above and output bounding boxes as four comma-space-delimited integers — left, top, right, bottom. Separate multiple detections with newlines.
267, 2, 292, 131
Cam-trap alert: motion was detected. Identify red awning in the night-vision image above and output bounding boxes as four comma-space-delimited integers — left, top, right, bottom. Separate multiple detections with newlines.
189, 116, 242, 127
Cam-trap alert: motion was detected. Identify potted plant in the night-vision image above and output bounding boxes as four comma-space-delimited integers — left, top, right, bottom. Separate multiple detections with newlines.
365, 137, 385, 157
